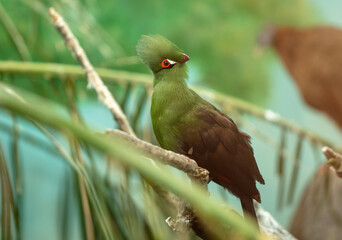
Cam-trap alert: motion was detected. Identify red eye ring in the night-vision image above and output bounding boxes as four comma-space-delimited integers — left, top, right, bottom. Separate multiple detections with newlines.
161, 59, 171, 68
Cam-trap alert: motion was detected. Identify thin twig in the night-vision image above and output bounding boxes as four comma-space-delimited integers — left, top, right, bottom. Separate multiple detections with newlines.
49, 8, 134, 136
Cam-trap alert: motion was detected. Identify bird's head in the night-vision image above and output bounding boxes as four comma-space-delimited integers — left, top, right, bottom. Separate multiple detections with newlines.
254, 24, 277, 57
136, 35, 189, 78
257, 24, 277, 48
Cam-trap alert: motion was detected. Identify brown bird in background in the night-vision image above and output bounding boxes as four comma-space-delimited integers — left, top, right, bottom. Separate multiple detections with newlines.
290, 164, 342, 240
258, 25, 342, 129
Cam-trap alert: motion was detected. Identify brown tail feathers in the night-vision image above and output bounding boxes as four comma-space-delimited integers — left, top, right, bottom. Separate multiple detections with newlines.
240, 197, 259, 230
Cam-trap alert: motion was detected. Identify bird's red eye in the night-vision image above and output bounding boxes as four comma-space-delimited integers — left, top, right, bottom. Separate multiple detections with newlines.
161, 59, 171, 68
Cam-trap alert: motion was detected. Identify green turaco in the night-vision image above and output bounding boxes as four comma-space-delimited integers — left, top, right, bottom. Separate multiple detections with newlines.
136, 35, 264, 228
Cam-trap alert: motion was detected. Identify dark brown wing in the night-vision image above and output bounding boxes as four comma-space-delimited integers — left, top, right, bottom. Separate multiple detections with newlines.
273, 26, 342, 128
177, 106, 264, 202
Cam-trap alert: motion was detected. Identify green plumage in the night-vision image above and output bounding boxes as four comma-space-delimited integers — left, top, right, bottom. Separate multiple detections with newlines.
137, 35, 264, 227
137, 35, 193, 149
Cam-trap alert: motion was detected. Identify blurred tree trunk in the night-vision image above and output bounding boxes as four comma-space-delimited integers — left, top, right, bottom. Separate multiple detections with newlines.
290, 164, 342, 240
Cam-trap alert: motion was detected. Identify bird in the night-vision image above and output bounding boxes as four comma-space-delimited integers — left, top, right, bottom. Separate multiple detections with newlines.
136, 35, 264, 228
258, 25, 342, 130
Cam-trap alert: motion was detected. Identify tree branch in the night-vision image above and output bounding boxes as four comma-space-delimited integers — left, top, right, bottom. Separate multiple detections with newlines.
49, 8, 134, 136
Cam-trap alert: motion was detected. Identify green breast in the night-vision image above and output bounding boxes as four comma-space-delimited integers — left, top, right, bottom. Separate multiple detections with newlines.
151, 80, 194, 151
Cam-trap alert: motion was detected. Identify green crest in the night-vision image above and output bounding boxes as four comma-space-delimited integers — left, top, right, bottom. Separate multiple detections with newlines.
136, 35, 185, 73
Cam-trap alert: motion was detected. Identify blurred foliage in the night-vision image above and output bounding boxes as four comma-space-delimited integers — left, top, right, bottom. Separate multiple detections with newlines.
0, 0, 318, 102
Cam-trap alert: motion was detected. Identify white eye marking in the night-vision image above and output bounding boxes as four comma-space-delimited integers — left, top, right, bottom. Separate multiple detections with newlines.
167, 59, 177, 65
188, 147, 193, 155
